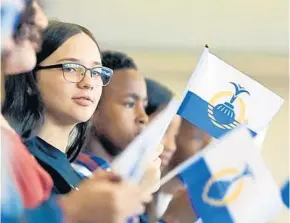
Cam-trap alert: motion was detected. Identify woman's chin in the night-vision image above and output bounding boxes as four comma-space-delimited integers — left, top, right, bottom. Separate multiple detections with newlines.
72, 113, 93, 124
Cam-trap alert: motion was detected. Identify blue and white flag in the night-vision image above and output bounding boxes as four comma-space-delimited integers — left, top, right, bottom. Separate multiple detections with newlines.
160, 127, 283, 223
177, 48, 284, 139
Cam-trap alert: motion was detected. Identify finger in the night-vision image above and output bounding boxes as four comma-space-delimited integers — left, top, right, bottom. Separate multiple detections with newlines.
91, 169, 121, 183
140, 191, 153, 203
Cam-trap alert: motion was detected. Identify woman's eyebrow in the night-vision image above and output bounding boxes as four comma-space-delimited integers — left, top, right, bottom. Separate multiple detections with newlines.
56, 58, 102, 66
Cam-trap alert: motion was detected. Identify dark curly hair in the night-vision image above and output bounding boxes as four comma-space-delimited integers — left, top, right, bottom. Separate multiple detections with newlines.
145, 78, 173, 115
101, 51, 137, 71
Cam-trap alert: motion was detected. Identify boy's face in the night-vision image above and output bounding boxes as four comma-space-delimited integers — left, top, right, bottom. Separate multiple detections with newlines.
92, 68, 149, 156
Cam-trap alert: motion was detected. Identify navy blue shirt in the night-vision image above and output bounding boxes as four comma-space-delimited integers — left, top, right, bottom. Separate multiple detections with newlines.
25, 137, 84, 194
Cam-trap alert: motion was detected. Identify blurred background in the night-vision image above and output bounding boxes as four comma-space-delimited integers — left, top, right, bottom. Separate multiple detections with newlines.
44, 0, 289, 222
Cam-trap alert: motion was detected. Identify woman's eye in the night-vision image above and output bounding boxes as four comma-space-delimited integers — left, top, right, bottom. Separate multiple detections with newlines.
63, 67, 76, 73
91, 70, 100, 77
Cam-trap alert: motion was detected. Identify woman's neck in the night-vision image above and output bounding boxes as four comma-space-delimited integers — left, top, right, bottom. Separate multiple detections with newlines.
38, 114, 75, 153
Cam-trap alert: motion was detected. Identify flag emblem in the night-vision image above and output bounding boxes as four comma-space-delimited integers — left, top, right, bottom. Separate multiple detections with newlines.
178, 48, 283, 139
208, 82, 250, 130
202, 164, 253, 207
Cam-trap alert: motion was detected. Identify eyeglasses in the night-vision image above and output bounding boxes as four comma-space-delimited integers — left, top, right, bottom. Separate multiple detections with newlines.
35, 62, 113, 86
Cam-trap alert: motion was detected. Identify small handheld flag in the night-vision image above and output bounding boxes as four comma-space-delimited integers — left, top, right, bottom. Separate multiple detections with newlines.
177, 48, 284, 139
159, 127, 283, 223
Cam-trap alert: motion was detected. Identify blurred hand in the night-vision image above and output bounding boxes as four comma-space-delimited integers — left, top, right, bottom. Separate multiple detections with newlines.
60, 170, 152, 223
140, 144, 163, 193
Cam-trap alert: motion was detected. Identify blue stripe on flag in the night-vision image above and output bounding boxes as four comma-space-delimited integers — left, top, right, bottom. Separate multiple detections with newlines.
177, 91, 257, 138
179, 158, 234, 223
281, 180, 289, 208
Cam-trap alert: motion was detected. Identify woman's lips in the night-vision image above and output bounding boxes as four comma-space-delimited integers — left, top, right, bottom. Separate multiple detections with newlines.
72, 97, 93, 106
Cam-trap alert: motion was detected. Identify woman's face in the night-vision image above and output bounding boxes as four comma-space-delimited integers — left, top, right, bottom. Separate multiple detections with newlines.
36, 32, 102, 125
3, 1, 48, 75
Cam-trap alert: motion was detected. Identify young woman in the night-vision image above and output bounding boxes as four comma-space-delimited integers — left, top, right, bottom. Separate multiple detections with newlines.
4, 19, 113, 193
2, 10, 151, 222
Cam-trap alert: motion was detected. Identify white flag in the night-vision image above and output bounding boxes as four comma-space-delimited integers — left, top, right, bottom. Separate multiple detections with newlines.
160, 127, 283, 223
177, 48, 284, 139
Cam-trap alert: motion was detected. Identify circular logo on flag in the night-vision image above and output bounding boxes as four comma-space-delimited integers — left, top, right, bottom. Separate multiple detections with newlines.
208, 82, 250, 129
202, 165, 253, 207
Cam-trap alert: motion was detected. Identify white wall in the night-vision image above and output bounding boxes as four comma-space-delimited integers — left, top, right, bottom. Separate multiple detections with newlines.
45, 0, 288, 54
